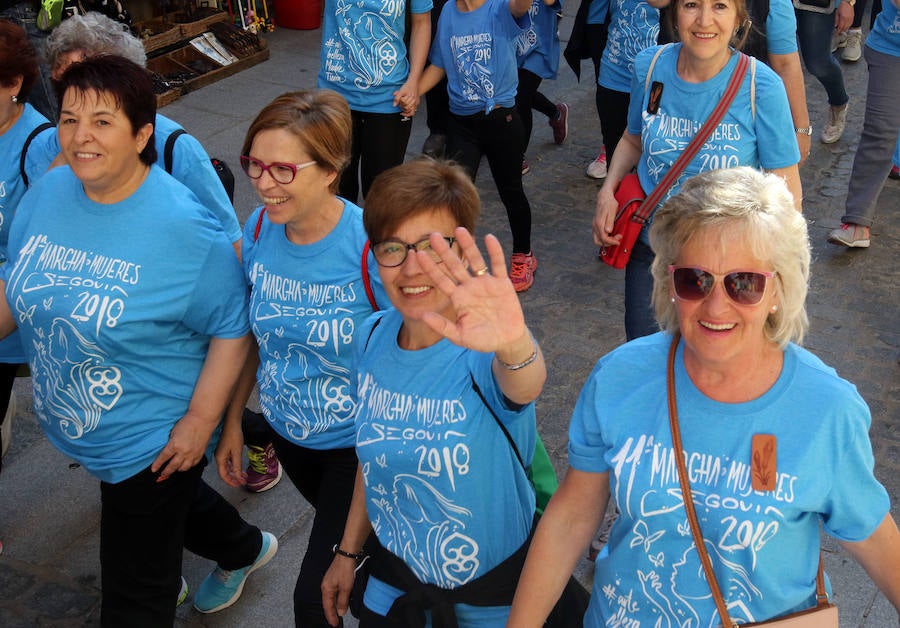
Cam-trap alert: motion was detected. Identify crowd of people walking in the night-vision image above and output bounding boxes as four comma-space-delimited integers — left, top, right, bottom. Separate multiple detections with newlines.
0, 0, 898, 625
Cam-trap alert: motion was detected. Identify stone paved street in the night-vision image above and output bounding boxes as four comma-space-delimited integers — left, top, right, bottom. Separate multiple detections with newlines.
0, 13, 897, 627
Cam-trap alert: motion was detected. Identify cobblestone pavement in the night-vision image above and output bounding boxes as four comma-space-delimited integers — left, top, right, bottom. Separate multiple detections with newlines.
0, 15, 897, 628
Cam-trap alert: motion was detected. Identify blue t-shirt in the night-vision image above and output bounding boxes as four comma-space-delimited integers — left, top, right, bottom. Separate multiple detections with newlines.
355, 309, 537, 623
242, 201, 385, 450
318, 0, 433, 113
430, 0, 527, 115
516, 0, 562, 79
628, 44, 799, 240
0, 103, 56, 362
866, 0, 900, 58
45, 113, 242, 245
597, 0, 660, 93
588, 0, 610, 25
4, 166, 249, 484
569, 333, 890, 627
765, 0, 799, 55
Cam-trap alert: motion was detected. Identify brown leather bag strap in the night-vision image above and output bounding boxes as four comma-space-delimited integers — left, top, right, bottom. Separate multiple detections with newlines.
666, 335, 830, 627
665, 335, 735, 627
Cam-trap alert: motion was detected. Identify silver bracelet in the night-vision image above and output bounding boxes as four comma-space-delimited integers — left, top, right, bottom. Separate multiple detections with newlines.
495, 339, 539, 371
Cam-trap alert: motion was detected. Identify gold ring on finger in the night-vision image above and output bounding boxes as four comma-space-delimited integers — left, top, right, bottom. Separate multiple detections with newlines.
474, 267, 489, 276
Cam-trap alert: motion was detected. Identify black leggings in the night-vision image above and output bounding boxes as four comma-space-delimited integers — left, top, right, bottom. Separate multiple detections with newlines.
447, 107, 533, 254
339, 110, 413, 203
516, 68, 559, 152
596, 85, 631, 163
270, 432, 370, 627
0, 362, 19, 475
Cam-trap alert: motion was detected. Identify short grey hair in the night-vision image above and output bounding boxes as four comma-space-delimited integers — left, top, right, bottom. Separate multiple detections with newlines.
648, 167, 810, 347
45, 12, 147, 70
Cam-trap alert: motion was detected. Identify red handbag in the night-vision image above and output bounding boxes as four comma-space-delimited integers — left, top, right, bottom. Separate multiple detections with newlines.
600, 50, 750, 269
600, 173, 647, 269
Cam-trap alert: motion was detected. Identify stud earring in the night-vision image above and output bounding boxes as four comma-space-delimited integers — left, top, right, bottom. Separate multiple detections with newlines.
671, 297, 676, 303
771, 304, 778, 313
11, 95, 18, 103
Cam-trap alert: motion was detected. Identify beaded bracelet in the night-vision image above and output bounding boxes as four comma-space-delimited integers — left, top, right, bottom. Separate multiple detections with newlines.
332, 544, 367, 562
495, 338, 539, 371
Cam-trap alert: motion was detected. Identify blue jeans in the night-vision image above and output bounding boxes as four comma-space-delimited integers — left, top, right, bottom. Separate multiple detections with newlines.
795, 9, 849, 107
0, 2, 57, 121
624, 238, 660, 341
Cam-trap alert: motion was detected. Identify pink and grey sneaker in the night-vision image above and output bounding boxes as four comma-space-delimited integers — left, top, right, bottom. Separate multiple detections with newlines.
509, 251, 537, 293
889, 165, 900, 180
586, 147, 607, 179
549, 102, 569, 145
244, 442, 283, 493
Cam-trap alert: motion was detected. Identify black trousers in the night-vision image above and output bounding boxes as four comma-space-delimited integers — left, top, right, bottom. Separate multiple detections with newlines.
0, 362, 19, 474
99, 461, 261, 627
447, 107, 533, 254
516, 68, 559, 153
270, 431, 369, 627
339, 110, 412, 203
596, 85, 631, 163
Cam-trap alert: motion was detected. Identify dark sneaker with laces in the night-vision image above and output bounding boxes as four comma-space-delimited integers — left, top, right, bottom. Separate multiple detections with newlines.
549, 102, 569, 145
509, 252, 537, 292
245, 442, 282, 493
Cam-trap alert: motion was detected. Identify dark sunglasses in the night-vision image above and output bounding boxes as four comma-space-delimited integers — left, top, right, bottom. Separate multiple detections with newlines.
240, 155, 316, 184
371, 236, 456, 268
668, 265, 774, 306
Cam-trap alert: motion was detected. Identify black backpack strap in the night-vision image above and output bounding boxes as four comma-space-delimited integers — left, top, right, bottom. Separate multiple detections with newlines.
20, 122, 54, 188
470, 374, 527, 473
163, 128, 187, 174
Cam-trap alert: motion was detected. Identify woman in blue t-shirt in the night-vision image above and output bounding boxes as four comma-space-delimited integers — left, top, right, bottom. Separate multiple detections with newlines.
321, 159, 547, 626
0, 55, 274, 626
0, 19, 56, 477
317, 0, 433, 203
219, 89, 385, 627
593, 0, 802, 341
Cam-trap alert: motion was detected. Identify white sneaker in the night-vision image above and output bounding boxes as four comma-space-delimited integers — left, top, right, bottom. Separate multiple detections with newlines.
841, 29, 862, 62
831, 30, 847, 52
586, 149, 608, 179
821, 102, 849, 144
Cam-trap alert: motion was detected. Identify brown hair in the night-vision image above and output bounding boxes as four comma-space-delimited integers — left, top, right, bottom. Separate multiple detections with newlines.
57, 55, 157, 165
0, 20, 39, 102
241, 90, 351, 194
668, 0, 751, 51
363, 158, 481, 243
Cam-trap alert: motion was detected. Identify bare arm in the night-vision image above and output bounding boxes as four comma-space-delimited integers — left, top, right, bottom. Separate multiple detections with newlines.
216, 342, 260, 487
417, 229, 547, 405
593, 132, 643, 247
510, 0, 533, 18
393, 11, 432, 113
767, 164, 802, 212
838, 513, 900, 617
767, 52, 811, 165
322, 465, 373, 626
0, 281, 16, 340
151, 333, 252, 480
418, 63, 446, 96
508, 468, 610, 626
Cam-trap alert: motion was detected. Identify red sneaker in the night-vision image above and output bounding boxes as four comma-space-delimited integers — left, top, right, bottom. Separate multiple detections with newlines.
509, 252, 537, 292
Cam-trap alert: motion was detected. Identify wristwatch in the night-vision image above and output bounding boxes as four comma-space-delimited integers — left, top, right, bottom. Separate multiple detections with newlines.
795, 125, 813, 135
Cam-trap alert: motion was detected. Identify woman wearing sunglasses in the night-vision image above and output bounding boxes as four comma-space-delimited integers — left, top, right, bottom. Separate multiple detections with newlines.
321, 158, 551, 626
219, 89, 386, 627
593, 0, 803, 341
510, 167, 900, 626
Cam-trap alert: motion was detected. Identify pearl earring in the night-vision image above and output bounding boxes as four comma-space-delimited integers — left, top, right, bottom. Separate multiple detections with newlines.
11, 95, 17, 103
671, 297, 676, 303
771, 305, 778, 313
